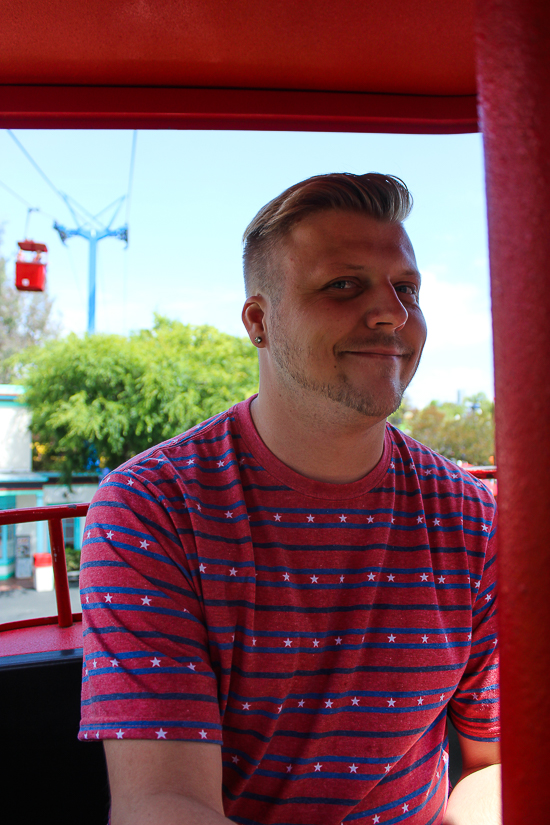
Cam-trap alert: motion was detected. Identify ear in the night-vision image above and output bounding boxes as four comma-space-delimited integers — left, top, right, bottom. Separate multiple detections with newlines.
242, 295, 267, 346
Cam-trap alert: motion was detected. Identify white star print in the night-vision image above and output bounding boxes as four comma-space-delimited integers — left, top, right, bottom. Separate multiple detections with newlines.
274, 513, 282, 521
232, 755, 239, 763
298, 699, 305, 707
283, 572, 290, 581
307, 514, 315, 522
242, 702, 251, 710
313, 639, 319, 647
420, 573, 429, 581
156, 729, 167, 739
217, 460, 224, 467
433, 519, 441, 526
310, 575, 319, 583
384, 764, 391, 773
116, 729, 124, 738
151, 657, 161, 667
402, 803, 409, 812
96, 731, 100, 739
485, 593, 492, 602
197, 503, 201, 511
373, 817, 380, 824
229, 568, 237, 576
286, 764, 292, 772
252, 638, 257, 646
314, 763, 322, 771
367, 572, 376, 581
349, 764, 358, 773
482, 524, 489, 532
417, 696, 424, 705
325, 699, 333, 707
351, 697, 360, 705
452, 473, 459, 479
85, 595, 89, 603
390, 462, 395, 469
339, 575, 345, 583
425, 469, 432, 475
187, 459, 194, 465
388, 634, 396, 643
284, 638, 292, 647
335, 637, 342, 645
421, 635, 428, 643
438, 576, 446, 583
387, 697, 395, 707
367, 516, 374, 523
140, 539, 149, 549
106, 531, 114, 540
225, 511, 233, 518
141, 596, 151, 605
440, 694, 445, 701
387, 574, 395, 581
277, 705, 283, 713
188, 662, 196, 671
417, 515, 424, 523
391, 517, 395, 523
127, 478, 134, 486
86, 531, 91, 539
475, 580, 481, 588
199, 563, 206, 573
199, 730, 207, 739
104, 594, 113, 603
339, 514, 347, 522
92, 659, 97, 667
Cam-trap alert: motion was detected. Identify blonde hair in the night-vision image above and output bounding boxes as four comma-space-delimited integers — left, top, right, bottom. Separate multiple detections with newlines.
242, 172, 413, 298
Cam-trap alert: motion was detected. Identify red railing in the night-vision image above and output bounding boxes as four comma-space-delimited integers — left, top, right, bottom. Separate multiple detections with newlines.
0, 503, 89, 629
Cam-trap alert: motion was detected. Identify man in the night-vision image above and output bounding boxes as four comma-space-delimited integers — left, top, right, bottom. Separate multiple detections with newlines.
79, 173, 500, 825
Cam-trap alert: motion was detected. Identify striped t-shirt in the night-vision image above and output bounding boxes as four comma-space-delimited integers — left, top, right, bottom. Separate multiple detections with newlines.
79, 396, 499, 825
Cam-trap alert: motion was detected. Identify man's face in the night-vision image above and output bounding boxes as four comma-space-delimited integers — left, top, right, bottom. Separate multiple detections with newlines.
265, 209, 427, 420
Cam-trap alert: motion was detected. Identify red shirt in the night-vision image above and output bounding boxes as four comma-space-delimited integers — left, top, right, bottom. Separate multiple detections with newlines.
80, 397, 499, 825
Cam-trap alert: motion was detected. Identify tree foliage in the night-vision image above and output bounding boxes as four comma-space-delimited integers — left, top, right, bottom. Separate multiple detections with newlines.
389, 393, 495, 466
16, 316, 259, 479
0, 241, 60, 382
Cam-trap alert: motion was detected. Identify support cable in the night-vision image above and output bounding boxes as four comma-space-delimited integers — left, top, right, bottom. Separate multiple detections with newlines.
7, 130, 66, 203
0, 178, 56, 221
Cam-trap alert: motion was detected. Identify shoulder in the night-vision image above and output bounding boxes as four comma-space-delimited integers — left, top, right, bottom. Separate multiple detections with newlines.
93, 402, 246, 504
387, 424, 496, 513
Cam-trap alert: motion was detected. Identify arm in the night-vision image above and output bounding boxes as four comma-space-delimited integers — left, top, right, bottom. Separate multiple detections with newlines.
105, 739, 234, 825
442, 735, 501, 825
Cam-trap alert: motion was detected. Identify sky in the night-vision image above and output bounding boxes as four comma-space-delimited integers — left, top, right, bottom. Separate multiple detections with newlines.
0, 129, 493, 409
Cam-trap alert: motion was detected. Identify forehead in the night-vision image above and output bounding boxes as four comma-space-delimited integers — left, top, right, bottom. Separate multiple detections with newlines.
281, 209, 417, 267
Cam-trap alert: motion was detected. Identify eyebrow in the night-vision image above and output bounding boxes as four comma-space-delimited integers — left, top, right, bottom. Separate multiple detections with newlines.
342, 263, 422, 281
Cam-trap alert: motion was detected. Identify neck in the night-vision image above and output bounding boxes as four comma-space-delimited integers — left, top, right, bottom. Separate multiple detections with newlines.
250, 383, 388, 484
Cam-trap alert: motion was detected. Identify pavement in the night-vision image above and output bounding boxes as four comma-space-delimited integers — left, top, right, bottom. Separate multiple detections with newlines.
0, 576, 83, 624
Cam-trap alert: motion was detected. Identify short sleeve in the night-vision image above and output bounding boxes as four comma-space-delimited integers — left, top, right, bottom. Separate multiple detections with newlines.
449, 511, 500, 743
78, 465, 223, 745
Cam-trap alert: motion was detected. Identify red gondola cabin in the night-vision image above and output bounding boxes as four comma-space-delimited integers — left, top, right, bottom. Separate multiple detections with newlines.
15, 239, 47, 292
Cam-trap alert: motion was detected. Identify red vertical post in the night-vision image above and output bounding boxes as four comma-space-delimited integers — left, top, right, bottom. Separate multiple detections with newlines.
475, 1, 550, 822
48, 517, 74, 628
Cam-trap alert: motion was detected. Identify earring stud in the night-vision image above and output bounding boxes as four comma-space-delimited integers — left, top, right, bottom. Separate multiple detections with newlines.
254, 336, 263, 344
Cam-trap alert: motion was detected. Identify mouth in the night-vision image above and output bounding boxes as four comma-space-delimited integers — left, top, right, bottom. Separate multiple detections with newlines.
342, 350, 406, 358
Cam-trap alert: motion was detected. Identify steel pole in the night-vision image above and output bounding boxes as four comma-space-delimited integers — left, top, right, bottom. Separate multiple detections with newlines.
88, 231, 97, 334
475, 1, 550, 822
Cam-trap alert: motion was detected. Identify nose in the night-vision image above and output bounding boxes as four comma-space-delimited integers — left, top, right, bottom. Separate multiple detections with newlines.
362, 283, 409, 331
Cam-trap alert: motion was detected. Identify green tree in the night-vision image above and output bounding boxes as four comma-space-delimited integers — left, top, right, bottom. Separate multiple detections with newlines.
390, 393, 495, 466
0, 238, 60, 382
16, 315, 259, 479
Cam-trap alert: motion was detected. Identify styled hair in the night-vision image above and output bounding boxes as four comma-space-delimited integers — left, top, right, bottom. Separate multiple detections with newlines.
242, 172, 413, 298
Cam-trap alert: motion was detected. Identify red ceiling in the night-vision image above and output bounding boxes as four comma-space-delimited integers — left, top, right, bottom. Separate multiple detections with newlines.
0, 0, 478, 131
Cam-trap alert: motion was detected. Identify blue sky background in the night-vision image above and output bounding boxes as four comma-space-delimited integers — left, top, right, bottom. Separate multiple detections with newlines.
0, 129, 493, 408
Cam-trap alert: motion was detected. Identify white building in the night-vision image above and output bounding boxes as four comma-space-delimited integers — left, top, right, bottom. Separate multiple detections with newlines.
0, 385, 99, 579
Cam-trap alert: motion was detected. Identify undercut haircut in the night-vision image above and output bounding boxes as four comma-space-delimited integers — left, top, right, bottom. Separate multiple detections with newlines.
242, 172, 413, 299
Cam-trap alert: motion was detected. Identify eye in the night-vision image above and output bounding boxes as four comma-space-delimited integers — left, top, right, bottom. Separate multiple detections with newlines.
395, 284, 419, 297
328, 279, 355, 290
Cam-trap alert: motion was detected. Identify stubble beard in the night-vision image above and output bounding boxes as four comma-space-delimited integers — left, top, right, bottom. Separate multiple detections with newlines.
268, 312, 413, 420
